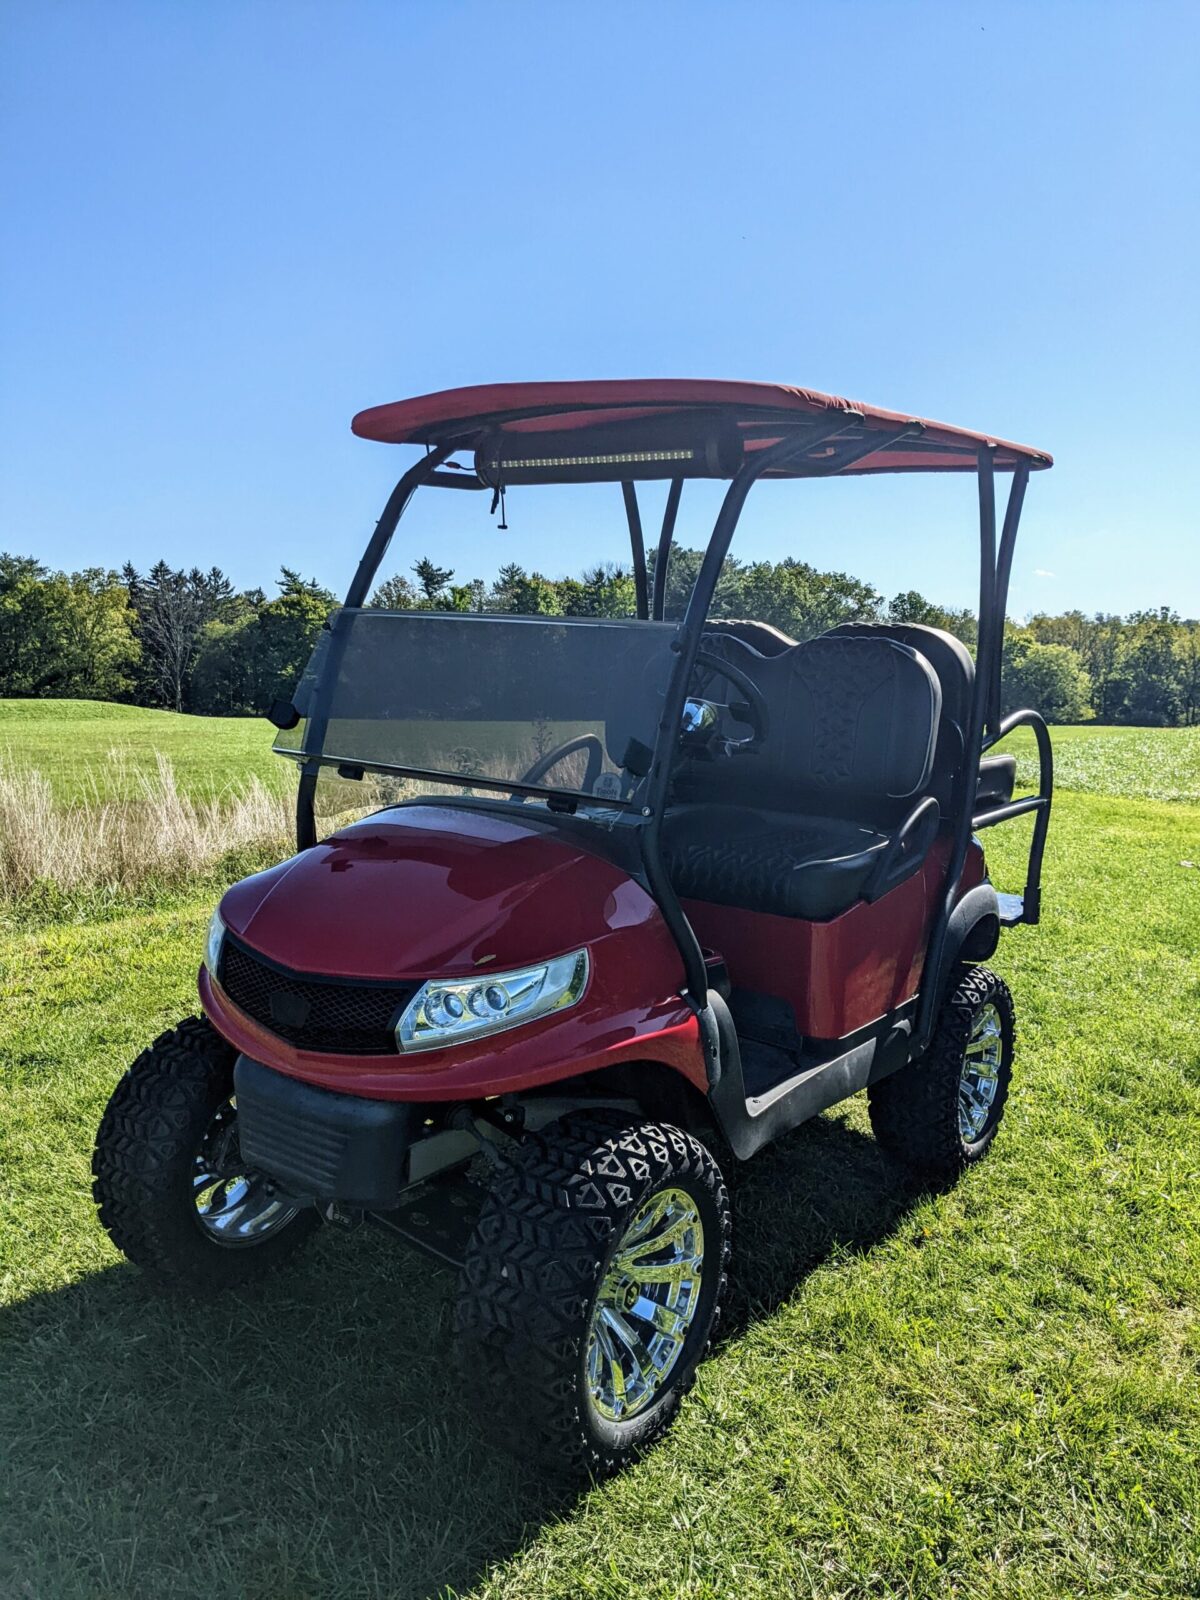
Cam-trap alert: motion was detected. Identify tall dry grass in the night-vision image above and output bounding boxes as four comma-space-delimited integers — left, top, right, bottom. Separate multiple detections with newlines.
0, 742, 594, 906
0, 753, 295, 901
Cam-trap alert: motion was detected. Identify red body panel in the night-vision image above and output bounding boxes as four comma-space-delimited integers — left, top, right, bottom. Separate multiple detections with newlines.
202, 804, 986, 1103
682, 837, 985, 1038
204, 806, 706, 1101
218, 804, 649, 980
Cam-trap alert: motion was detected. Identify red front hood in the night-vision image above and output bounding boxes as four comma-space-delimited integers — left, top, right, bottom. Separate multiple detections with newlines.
219, 804, 660, 981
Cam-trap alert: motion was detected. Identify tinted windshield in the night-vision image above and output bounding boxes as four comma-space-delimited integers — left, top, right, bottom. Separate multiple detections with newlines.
274, 609, 680, 804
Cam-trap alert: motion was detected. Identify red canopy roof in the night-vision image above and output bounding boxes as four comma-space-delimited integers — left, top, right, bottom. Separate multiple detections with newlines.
351, 379, 1052, 476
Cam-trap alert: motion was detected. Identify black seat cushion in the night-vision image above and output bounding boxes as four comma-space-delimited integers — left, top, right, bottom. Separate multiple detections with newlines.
663, 803, 889, 921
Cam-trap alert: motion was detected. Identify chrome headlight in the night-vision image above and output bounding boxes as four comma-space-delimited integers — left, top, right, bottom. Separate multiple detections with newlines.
204, 908, 226, 977
396, 949, 589, 1053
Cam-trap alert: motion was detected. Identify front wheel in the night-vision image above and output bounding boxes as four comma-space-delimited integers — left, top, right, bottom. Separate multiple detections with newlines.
455, 1115, 731, 1476
868, 965, 1016, 1181
92, 1015, 317, 1291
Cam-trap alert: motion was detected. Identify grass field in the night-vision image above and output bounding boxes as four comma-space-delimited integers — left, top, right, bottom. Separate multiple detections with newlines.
0, 698, 282, 803
6, 698, 1200, 808
2, 707, 1199, 1598
1009, 722, 1200, 805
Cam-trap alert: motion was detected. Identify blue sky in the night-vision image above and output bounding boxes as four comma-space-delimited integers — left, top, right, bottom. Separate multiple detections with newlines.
2, 1, 1197, 619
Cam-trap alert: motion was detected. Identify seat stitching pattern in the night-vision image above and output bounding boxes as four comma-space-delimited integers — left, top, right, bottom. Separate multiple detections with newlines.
665, 820, 885, 915
792, 639, 895, 790
694, 631, 762, 697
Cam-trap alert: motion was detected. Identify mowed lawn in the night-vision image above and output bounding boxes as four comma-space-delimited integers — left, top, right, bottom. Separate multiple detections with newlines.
0, 698, 283, 802
5, 697, 1200, 807
1, 715, 1199, 1598
0, 698, 600, 809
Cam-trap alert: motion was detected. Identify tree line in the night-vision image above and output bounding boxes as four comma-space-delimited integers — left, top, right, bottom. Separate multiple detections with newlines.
2, 548, 1198, 726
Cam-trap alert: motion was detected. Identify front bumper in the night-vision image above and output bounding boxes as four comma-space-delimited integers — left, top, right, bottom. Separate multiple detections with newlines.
200, 960, 707, 1104
234, 1056, 415, 1209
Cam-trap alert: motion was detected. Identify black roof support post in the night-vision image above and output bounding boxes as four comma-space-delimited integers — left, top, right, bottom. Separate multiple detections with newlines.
988, 459, 1030, 736
652, 478, 683, 621
975, 441, 998, 698
344, 444, 452, 609
982, 458, 1047, 921
294, 444, 452, 850
914, 443, 1001, 1051
621, 481, 650, 620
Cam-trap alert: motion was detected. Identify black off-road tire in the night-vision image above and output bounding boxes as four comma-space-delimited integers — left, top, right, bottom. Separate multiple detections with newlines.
868, 965, 1016, 1181
92, 1015, 317, 1292
455, 1115, 730, 1477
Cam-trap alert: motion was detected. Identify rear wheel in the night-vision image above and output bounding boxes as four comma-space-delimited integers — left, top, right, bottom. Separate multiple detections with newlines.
868, 965, 1015, 1180
92, 1015, 317, 1291
455, 1115, 730, 1476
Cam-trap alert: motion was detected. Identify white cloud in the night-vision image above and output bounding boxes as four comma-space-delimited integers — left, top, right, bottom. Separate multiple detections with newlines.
1034, 568, 1055, 578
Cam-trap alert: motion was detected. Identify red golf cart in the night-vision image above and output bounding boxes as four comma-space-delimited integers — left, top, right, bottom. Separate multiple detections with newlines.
93, 380, 1053, 1474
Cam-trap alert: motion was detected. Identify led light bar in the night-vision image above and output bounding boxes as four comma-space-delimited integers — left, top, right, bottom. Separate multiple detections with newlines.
475, 417, 742, 484
494, 449, 696, 470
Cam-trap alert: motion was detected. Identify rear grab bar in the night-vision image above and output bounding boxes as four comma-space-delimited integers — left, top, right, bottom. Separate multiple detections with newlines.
974, 708, 1053, 924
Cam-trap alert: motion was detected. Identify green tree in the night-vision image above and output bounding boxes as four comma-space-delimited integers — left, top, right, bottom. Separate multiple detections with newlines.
54, 568, 141, 698
649, 544, 742, 620
1028, 609, 1123, 716
1002, 632, 1093, 722
488, 562, 529, 612
413, 557, 453, 604
189, 591, 268, 714
0, 556, 138, 699
252, 570, 336, 708
370, 572, 420, 609
569, 564, 635, 618
1175, 624, 1200, 726
447, 578, 487, 612
122, 561, 235, 711
889, 590, 978, 647
0, 554, 56, 694
193, 570, 334, 714
11, 539, 1200, 730
1115, 609, 1186, 725
717, 558, 881, 639
512, 574, 565, 615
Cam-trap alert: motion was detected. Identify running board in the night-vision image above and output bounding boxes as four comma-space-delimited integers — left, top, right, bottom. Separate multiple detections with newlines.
706, 992, 913, 1160
997, 891, 1025, 925
997, 889, 1041, 926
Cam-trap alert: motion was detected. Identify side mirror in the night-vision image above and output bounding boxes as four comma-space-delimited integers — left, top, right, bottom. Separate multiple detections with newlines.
680, 698, 719, 746
266, 699, 300, 730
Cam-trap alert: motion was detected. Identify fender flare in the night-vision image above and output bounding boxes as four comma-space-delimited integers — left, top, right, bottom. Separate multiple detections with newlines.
939, 881, 1001, 982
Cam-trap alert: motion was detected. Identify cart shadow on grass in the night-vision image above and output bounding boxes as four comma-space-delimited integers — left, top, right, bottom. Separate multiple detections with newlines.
4, 1114, 926, 1600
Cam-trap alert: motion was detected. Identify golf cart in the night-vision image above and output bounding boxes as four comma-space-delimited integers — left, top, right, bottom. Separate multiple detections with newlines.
93, 380, 1054, 1474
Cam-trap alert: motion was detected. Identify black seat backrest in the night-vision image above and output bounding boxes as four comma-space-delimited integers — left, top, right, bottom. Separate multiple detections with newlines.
687, 631, 941, 827
700, 618, 798, 656
823, 622, 974, 808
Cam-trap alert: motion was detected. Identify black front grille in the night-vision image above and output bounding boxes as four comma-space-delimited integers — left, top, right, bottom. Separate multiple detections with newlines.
218, 935, 417, 1055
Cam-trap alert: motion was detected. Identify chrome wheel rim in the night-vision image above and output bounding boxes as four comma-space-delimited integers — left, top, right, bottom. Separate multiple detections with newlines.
584, 1187, 704, 1423
192, 1100, 299, 1246
958, 1002, 1004, 1143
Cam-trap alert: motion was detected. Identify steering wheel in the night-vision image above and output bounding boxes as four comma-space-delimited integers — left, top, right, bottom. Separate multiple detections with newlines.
686, 649, 770, 752
517, 733, 605, 791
